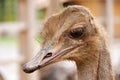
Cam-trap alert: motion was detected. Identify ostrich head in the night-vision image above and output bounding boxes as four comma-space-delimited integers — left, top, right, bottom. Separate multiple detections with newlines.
23, 6, 105, 73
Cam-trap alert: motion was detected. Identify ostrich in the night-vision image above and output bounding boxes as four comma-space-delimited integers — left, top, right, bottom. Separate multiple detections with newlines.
23, 6, 115, 80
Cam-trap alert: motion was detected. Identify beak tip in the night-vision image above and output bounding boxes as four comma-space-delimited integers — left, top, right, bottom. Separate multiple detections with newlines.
23, 64, 35, 73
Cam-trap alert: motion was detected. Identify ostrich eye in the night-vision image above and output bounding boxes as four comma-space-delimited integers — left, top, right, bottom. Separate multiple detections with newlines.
69, 27, 85, 39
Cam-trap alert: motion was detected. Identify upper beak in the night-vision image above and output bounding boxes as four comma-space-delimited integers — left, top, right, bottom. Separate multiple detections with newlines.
23, 45, 79, 73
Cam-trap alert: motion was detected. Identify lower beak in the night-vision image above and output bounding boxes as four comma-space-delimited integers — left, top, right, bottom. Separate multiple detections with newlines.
23, 45, 79, 73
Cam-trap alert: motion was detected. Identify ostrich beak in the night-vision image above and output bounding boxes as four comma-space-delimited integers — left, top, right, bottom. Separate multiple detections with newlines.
23, 44, 79, 73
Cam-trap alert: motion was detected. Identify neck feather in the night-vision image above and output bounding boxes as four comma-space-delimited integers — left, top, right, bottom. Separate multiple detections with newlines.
75, 47, 115, 80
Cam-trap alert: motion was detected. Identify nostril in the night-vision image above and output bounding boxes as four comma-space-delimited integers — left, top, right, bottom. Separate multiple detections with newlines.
43, 52, 52, 59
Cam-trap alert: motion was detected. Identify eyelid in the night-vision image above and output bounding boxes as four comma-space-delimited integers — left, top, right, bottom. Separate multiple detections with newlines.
71, 24, 86, 33
73, 27, 83, 31
72, 27, 85, 33
71, 23, 86, 29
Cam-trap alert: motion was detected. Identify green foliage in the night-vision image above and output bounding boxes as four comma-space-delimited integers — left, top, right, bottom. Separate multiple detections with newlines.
0, 0, 46, 21
0, 36, 18, 45
37, 9, 46, 20
35, 35, 43, 45
0, 0, 18, 22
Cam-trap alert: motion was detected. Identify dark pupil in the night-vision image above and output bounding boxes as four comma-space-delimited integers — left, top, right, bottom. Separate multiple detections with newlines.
70, 28, 84, 39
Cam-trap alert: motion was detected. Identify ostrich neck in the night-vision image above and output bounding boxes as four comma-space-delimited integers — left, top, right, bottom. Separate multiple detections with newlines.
76, 47, 114, 80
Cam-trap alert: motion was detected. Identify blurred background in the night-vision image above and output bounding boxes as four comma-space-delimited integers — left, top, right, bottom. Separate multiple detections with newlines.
0, 0, 120, 80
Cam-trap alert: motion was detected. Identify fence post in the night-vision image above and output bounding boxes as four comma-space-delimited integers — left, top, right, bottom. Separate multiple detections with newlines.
18, 0, 39, 80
